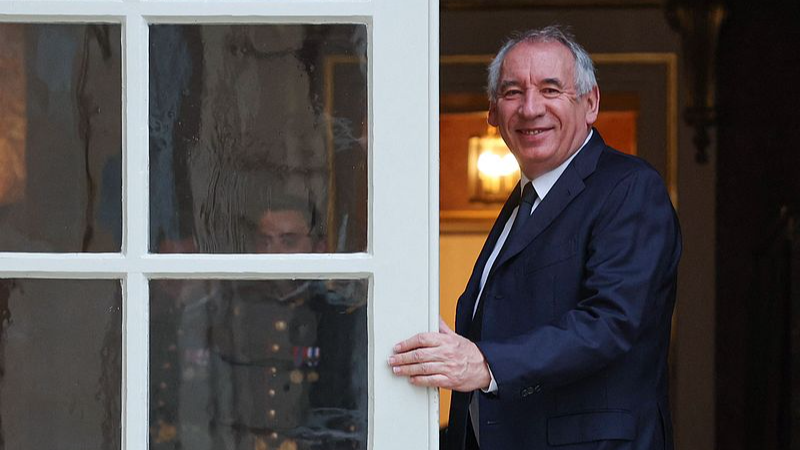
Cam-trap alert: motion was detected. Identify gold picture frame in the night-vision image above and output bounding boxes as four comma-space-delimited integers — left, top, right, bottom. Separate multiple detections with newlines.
323, 54, 368, 252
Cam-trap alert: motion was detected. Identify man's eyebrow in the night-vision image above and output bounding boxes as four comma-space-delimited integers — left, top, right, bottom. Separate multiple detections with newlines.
499, 78, 567, 92
498, 80, 521, 92
541, 77, 566, 88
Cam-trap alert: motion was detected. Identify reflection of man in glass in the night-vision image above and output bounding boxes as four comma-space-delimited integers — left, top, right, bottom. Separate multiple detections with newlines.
248, 199, 326, 254
206, 192, 367, 450
150, 192, 367, 450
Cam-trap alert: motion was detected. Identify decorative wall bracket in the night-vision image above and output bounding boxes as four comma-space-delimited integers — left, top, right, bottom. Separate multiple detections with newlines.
666, 0, 726, 164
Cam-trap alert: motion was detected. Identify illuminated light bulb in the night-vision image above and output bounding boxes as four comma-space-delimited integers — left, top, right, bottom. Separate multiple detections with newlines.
477, 153, 503, 176
476, 140, 519, 178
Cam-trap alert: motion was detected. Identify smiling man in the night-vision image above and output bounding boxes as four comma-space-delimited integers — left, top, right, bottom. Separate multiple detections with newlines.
389, 26, 682, 450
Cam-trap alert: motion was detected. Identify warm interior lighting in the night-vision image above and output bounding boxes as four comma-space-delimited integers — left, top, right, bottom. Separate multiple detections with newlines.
477, 152, 518, 177
0, 24, 27, 205
467, 126, 519, 202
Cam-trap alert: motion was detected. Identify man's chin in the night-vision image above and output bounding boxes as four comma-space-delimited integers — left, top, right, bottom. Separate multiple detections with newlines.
516, 153, 558, 178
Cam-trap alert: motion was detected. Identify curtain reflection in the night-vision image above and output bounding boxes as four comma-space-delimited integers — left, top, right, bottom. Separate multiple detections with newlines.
0, 24, 122, 252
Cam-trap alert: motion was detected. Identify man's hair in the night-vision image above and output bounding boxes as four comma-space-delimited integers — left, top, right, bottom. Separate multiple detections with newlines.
486, 25, 597, 101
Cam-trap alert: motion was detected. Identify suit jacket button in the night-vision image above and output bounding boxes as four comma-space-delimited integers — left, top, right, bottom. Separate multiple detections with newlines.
494, 294, 504, 299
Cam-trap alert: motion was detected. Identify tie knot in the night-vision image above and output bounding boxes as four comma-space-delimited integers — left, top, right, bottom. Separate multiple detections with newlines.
520, 182, 537, 208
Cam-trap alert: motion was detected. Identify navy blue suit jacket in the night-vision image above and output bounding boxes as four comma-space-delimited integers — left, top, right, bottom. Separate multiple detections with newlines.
447, 131, 681, 450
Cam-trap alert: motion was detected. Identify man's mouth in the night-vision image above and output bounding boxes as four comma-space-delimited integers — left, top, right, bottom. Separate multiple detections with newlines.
518, 128, 550, 135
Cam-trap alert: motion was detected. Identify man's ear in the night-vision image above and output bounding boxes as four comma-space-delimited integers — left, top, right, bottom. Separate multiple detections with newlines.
488, 100, 498, 127
584, 85, 600, 125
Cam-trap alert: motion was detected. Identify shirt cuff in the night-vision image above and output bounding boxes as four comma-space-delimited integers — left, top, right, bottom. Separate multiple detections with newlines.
481, 365, 498, 393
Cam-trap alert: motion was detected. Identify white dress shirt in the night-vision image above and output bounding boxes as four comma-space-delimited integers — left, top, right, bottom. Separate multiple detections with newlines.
469, 129, 593, 441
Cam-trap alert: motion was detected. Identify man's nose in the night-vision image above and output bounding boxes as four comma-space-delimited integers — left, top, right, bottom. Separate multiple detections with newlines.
519, 90, 546, 118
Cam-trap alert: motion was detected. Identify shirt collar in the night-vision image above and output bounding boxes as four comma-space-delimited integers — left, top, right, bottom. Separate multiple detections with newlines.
520, 129, 593, 200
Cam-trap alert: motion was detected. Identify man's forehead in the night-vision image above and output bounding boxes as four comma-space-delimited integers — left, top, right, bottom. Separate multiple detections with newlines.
500, 41, 575, 80
258, 209, 310, 233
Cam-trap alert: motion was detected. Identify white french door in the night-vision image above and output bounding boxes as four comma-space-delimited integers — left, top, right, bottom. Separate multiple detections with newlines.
0, 1, 438, 449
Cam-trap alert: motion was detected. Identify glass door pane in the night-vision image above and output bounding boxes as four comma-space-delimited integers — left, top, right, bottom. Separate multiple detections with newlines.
0, 23, 122, 252
0, 279, 122, 449
149, 24, 367, 254
149, 278, 368, 449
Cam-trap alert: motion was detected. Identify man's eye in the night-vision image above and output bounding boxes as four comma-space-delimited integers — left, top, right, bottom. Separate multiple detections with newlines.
502, 89, 523, 98
541, 88, 561, 97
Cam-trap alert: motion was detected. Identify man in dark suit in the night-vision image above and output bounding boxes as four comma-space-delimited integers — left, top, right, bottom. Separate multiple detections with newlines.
389, 25, 681, 450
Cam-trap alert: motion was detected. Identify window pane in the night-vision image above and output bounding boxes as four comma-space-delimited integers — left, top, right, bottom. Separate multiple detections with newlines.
0, 279, 122, 448
149, 24, 368, 254
149, 278, 368, 449
0, 24, 122, 252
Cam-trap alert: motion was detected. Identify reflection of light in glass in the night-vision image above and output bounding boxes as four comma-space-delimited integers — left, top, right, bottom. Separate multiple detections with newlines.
468, 127, 519, 200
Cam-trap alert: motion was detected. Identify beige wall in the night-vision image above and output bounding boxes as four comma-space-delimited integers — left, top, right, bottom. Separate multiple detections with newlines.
439, 233, 486, 426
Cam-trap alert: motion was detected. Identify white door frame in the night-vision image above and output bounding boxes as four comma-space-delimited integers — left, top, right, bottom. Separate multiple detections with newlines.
0, 1, 440, 448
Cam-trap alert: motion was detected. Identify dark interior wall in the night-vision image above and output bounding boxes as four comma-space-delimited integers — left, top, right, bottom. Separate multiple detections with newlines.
441, 7, 716, 450
716, 2, 800, 449
442, 8, 679, 55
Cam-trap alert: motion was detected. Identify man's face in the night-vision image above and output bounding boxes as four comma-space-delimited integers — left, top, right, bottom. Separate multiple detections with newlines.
488, 41, 599, 179
255, 210, 323, 254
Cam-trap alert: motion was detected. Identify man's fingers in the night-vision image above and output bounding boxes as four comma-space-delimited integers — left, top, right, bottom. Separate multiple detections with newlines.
392, 360, 445, 377
393, 331, 442, 354
389, 347, 441, 366
408, 374, 451, 388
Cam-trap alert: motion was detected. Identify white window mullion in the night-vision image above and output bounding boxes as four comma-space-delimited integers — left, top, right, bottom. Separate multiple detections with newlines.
124, 11, 149, 260
123, 12, 150, 450
136, 254, 375, 278
124, 272, 149, 450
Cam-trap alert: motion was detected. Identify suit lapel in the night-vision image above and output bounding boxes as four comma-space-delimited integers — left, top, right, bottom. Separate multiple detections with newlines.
455, 183, 520, 334
491, 166, 585, 270
490, 130, 606, 272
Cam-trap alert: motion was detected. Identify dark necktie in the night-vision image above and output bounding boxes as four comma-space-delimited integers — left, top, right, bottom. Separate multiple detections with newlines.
468, 182, 537, 342
504, 182, 537, 251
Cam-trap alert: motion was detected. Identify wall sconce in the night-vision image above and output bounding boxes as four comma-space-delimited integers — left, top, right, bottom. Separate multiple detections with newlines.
666, 0, 727, 164
468, 126, 519, 203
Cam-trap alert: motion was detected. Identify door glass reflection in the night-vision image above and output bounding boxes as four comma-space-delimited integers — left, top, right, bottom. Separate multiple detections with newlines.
149, 278, 368, 450
149, 24, 368, 254
0, 279, 122, 449
0, 23, 122, 252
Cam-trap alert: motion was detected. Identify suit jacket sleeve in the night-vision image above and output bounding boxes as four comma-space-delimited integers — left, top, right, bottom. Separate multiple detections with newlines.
476, 167, 681, 397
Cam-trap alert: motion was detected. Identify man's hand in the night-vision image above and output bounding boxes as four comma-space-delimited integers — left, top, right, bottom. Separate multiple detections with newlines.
388, 318, 491, 392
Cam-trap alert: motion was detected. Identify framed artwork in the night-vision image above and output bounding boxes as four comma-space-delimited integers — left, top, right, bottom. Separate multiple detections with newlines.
323, 53, 369, 252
